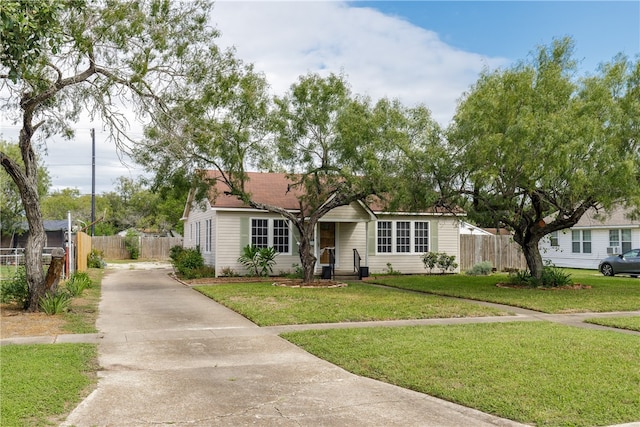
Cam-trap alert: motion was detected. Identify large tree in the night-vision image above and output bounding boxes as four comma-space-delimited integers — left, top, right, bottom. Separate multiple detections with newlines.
0, 141, 50, 240
446, 38, 640, 278
137, 72, 432, 282
1, 0, 231, 310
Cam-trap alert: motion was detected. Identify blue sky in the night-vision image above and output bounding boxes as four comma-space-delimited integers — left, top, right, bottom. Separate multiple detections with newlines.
353, 1, 639, 73
3, 1, 639, 194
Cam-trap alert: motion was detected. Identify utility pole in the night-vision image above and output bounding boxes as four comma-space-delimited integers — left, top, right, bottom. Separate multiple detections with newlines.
91, 128, 96, 236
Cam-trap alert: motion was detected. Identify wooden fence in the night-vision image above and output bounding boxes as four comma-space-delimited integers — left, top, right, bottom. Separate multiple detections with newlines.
459, 234, 527, 272
91, 236, 183, 260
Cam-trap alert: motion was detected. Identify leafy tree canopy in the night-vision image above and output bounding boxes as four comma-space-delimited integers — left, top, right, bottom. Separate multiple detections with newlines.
445, 38, 640, 277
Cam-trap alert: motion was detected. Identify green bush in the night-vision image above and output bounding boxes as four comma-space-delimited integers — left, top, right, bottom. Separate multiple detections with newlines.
0, 267, 29, 309
169, 245, 185, 263
422, 252, 458, 274
39, 291, 71, 315
65, 272, 92, 297
124, 230, 140, 259
238, 245, 278, 277
87, 249, 105, 268
509, 266, 573, 288
385, 262, 402, 275
173, 247, 208, 279
466, 261, 493, 276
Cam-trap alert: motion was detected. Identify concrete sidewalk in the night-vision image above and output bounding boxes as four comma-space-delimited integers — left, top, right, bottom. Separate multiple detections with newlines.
60, 267, 528, 427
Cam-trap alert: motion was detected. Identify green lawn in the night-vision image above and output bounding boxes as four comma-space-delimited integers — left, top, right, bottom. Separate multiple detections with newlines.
61, 268, 103, 334
586, 316, 640, 332
0, 344, 98, 426
194, 281, 508, 326
371, 269, 640, 313
282, 322, 640, 427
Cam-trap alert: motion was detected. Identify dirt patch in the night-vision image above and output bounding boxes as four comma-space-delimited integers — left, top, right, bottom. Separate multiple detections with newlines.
271, 279, 347, 288
496, 283, 592, 290
0, 303, 67, 338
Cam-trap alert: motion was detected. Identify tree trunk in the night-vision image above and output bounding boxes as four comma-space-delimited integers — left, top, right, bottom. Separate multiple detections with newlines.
44, 247, 67, 293
521, 239, 544, 279
297, 226, 317, 283
24, 210, 47, 312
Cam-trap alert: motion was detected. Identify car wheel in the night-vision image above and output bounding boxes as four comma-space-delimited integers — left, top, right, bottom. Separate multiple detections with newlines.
600, 263, 615, 277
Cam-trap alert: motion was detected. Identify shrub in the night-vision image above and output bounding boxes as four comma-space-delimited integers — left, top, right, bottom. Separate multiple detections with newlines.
39, 291, 72, 315
219, 266, 238, 277
124, 229, 140, 259
65, 272, 92, 297
508, 266, 573, 288
0, 267, 29, 309
421, 252, 439, 274
87, 249, 105, 268
173, 248, 206, 279
437, 253, 458, 273
169, 245, 185, 263
385, 263, 402, 275
238, 245, 278, 277
466, 261, 493, 276
422, 252, 458, 274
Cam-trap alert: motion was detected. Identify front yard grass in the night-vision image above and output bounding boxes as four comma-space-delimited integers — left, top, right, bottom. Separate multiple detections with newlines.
282, 322, 640, 427
371, 269, 640, 313
586, 316, 640, 332
194, 282, 508, 326
0, 344, 98, 426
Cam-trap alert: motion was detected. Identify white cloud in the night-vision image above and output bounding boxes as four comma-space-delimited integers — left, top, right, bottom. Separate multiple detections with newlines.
2, 1, 505, 195
211, 1, 506, 123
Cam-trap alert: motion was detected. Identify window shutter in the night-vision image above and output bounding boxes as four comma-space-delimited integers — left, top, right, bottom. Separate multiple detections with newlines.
240, 217, 249, 248
430, 220, 438, 252
368, 222, 376, 256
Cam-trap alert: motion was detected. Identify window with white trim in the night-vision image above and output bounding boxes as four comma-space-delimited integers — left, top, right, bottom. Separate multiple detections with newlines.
377, 221, 392, 253
273, 219, 290, 253
572, 230, 591, 254
610, 229, 632, 253
251, 218, 291, 253
414, 222, 429, 252
377, 220, 430, 254
251, 219, 269, 248
396, 221, 411, 253
549, 231, 559, 247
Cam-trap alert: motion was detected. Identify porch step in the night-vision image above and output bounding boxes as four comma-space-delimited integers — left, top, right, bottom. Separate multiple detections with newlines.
318, 269, 361, 281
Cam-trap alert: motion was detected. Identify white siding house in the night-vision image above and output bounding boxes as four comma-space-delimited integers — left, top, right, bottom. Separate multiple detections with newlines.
539, 206, 640, 269
182, 171, 461, 276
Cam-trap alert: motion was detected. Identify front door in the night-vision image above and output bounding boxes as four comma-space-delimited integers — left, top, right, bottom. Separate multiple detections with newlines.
319, 222, 336, 264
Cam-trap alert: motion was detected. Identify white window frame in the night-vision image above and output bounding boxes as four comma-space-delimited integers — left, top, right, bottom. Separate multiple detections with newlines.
549, 231, 559, 247
610, 229, 632, 253
572, 229, 591, 254
377, 220, 430, 254
250, 218, 292, 254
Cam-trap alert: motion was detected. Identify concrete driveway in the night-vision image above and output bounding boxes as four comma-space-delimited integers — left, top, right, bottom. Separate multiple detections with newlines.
61, 266, 527, 427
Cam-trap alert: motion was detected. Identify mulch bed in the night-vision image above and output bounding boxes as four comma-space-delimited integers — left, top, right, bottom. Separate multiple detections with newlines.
178, 275, 347, 288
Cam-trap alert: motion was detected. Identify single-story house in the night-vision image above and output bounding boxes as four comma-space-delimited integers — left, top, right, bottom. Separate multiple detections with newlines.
539, 205, 640, 269
181, 172, 462, 277
7, 220, 69, 249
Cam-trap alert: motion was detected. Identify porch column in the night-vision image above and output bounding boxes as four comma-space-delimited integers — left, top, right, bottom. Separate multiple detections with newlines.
365, 222, 369, 266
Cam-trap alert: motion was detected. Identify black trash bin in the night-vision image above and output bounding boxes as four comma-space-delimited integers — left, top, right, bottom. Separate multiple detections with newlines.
359, 266, 369, 279
321, 266, 332, 279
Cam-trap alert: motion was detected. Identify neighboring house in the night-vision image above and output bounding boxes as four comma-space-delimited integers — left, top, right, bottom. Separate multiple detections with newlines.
181, 172, 462, 277
539, 205, 640, 269
10, 220, 69, 249
460, 222, 493, 236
